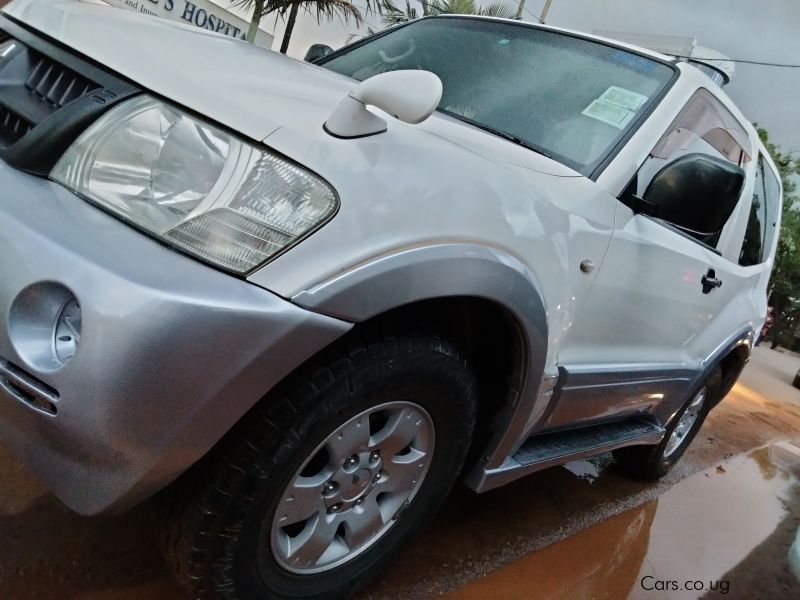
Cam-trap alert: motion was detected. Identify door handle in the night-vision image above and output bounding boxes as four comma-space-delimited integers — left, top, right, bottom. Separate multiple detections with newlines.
701, 269, 722, 294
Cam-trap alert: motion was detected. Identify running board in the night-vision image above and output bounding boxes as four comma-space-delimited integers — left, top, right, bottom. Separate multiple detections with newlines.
466, 417, 665, 493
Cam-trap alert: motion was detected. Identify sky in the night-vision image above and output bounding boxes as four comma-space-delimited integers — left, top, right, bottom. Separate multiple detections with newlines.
223, 0, 800, 156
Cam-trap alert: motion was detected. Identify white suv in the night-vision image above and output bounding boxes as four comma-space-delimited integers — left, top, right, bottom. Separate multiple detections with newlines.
0, 2, 781, 598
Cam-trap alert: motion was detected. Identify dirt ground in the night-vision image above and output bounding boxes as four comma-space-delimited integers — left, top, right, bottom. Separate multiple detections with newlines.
1, 346, 799, 599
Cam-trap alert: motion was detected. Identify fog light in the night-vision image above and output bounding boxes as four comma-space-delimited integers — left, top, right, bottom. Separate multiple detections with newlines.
8, 283, 81, 372
54, 298, 81, 364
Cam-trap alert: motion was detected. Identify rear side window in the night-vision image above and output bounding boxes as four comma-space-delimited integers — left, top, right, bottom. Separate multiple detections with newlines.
739, 156, 767, 265
741, 155, 780, 266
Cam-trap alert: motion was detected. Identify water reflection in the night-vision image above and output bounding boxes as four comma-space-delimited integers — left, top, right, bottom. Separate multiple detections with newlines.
444, 501, 657, 600
447, 442, 800, 600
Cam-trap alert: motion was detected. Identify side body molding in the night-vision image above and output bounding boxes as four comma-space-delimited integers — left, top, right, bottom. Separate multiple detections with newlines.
291, 243, 550, 472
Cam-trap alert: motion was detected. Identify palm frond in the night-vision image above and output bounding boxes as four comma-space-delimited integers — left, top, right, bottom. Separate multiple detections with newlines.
237, 0, 397, 22
381, 0, 418, 26
427, 0, 479, 15
361, 0, 401, 16
479, 1, 517, 18
419, 0, 437, 16
301, 0, 364, 25
346, 25, 378, 43
425, 0, 516, 17
231, 0, 269, 18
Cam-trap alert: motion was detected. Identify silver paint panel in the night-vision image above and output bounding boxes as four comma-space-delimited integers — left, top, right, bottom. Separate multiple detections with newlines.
0, 161, 351, 515
292, 243, 550, 471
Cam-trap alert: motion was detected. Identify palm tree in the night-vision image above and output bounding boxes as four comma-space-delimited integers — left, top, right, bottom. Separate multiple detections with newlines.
382, 0, 517, 27
233, 0, 396, 53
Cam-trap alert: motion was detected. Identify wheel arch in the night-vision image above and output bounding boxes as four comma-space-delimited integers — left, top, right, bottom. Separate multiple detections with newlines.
291, 243, 550, 473
714, 341, 750, 405
699, 326, 754, 407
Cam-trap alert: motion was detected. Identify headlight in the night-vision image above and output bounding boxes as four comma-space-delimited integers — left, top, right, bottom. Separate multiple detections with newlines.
51, 95, 337, 274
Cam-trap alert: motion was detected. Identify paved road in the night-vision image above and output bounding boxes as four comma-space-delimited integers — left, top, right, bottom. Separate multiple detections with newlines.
1, 347, 799, 599
739, 345, 800, 407
363, 347, 800, 600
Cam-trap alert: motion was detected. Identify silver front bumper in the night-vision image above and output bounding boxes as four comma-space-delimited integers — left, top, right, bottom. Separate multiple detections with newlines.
0, 161, 351, 515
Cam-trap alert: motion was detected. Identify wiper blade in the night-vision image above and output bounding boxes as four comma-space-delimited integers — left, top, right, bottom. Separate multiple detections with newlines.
486, 128, 553, 159
442, 110, 553, 159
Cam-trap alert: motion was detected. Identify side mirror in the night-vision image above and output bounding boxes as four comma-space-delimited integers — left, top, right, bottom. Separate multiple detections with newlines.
324, 70, 443, 139
641, 153, 745, 235
304, 44, 334, 63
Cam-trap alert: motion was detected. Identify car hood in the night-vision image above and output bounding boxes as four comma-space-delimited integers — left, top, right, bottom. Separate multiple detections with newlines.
6, 0, 580, 178
5, 0, 355, 141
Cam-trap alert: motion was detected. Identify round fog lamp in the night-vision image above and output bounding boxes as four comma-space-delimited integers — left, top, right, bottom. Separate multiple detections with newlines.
54, 298, 81, 364
8, 282, 81, 372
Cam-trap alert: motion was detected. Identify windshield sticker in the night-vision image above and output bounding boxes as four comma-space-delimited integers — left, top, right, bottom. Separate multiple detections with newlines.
582, 86, 649, 129
599, 86, 649, 111
582, 99, 635, 129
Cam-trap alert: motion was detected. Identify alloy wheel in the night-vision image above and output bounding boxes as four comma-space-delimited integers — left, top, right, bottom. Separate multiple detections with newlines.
663, 386, 707, 458
270, 401, 435, 574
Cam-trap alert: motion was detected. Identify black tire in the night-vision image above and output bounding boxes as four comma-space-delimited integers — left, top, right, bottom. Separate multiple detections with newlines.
613, 368, 721, 481
163, 335, 477, 600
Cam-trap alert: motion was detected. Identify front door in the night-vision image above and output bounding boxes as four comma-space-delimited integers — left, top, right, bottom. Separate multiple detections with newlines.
551, 87, 757, 429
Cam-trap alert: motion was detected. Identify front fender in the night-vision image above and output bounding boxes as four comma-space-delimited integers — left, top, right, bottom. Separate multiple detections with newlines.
292, 243, 550, 469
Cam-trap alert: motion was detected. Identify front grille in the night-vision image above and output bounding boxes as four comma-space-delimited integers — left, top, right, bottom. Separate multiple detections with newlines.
0, 103, 31, 145
0, 15, 139, 175
0, 35, 101, 150
25, 52, 99, 110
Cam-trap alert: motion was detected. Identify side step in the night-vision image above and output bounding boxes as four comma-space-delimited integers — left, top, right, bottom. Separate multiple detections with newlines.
468, 417, 665, 492
514, 417, 665, 468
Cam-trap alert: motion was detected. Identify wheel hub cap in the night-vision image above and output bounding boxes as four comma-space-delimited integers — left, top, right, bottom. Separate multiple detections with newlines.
270, 401, 435, 574
664, 386, 707, 458
341, 469, 371, 501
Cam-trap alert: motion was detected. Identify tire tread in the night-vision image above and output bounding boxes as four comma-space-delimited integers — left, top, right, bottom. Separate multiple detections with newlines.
160, 335, 477, 599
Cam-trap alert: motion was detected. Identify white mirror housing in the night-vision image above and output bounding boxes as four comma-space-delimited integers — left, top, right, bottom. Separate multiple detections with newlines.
324, 70, 443, 139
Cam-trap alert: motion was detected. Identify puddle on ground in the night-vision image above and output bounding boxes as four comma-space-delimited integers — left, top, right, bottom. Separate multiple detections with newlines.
444, 442, 800, 600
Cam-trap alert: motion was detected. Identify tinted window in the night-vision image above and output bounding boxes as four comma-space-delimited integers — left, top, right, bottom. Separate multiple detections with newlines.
739, 155, 767, 265
740, 154, 781, 265
321, 17, 675, 175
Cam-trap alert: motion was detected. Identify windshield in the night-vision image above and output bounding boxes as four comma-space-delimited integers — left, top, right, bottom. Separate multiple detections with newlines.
320, 17, 676, 175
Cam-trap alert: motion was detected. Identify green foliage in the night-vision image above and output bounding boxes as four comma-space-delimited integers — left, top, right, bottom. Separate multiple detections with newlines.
756, 125, 800, 346
235, 0, 393, 23
233, 0, 395, 49
377, 0, 517, 29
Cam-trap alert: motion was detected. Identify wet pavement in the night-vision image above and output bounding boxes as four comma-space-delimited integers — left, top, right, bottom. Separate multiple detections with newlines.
443, 444, 800, 600
1, 347, 800, 599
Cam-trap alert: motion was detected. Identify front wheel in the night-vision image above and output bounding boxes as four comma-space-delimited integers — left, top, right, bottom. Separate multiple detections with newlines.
164, 335, 477, 600
613, 368, 720, 480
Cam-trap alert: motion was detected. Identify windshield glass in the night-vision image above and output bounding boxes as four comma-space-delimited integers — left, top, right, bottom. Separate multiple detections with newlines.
320, 17, 676, 175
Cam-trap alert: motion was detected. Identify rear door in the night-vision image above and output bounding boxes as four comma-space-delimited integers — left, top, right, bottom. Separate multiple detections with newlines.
710, 150, 782, 345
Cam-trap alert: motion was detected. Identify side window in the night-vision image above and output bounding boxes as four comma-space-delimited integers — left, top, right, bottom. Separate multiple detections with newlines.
628, 89, 752, 245
739, 156, 768, 265
762, 162, 781, 257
